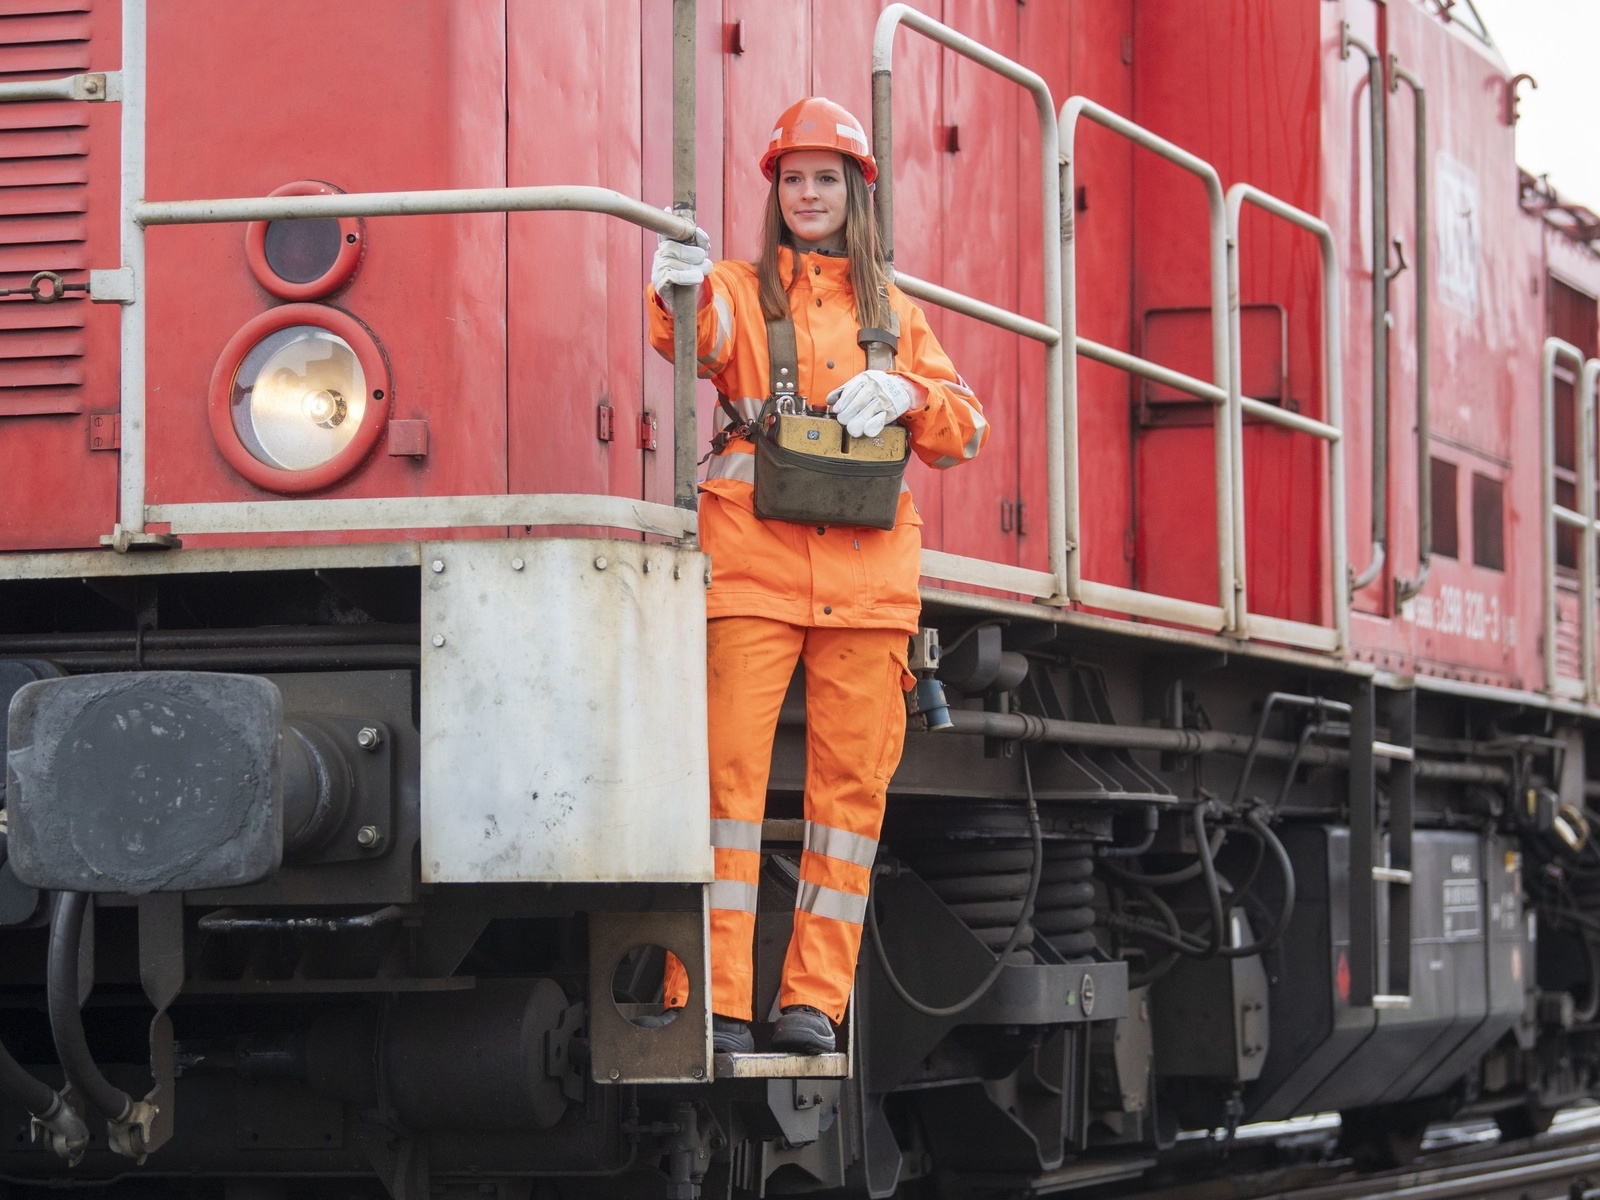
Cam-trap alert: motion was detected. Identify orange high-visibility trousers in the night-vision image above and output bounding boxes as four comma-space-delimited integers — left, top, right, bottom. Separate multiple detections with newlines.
664, 615, 910, 1024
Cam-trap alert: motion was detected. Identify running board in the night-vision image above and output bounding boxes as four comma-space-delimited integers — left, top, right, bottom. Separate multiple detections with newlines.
714, 1052, 848, 1079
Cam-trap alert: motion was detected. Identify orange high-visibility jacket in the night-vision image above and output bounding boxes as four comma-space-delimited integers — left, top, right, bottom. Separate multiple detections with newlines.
648, 246, 988, 633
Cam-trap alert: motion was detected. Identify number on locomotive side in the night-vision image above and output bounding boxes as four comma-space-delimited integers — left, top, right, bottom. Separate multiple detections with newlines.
1407, 586, 1500, 643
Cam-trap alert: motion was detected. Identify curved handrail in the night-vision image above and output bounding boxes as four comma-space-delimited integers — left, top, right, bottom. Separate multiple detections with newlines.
1225, 183, 1348, 654
872, 4, 1067, 601
1542, 338, 1588, 696
1060, 97, 1236, 631
136, 186, 697, 238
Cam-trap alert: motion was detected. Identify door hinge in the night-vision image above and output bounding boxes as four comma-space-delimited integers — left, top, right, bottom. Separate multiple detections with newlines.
639, 411, 658, 451
87, 412, 120, 451
596, 403, 614, 443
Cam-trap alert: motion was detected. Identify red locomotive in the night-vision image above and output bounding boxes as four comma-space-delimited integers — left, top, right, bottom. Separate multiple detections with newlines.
2, 0, 1599, 1196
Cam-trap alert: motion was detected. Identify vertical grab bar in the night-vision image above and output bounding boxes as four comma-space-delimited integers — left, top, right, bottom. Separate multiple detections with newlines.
1584, 361, 1600, 703
670, 0, 700, 524
1342, 25, 1390, 596
1391, 59, 1431, 605
116, 0, 150, 547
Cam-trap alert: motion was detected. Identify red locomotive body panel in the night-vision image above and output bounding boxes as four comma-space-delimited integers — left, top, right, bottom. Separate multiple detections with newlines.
0, 0, 121, 550
138, 0, 508, 544
1, 0, 1596, 696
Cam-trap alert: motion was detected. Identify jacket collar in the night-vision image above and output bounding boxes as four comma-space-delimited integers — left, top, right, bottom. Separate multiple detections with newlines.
778, 244, 854, 293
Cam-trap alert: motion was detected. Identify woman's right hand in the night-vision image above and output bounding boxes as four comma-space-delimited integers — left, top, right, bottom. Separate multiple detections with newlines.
652, 224, 713, 295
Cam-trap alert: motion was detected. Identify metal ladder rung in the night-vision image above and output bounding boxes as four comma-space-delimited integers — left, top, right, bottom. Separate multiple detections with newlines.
1372, 741, 1414, 761
1372, 866, 1413, 884
1372, 994, 1413, 1010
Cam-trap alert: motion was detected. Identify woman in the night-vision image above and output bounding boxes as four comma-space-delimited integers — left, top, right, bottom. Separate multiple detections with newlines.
647, 97, 988, 1055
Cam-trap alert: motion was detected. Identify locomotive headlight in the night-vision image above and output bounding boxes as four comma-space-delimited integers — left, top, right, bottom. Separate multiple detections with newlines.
208, 304, 391, 494
230, 326, 367, 470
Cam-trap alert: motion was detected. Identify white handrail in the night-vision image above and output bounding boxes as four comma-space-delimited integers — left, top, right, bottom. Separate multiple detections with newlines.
1543, 339, 1600, 699
1060, 97, 1238, 633
1225, 184, 1348, 654
872, 4, 1068, 604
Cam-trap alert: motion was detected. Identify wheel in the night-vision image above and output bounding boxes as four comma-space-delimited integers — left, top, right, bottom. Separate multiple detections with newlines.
1494, 1101, 1557, 1141
1338, 1105, 1430, 1170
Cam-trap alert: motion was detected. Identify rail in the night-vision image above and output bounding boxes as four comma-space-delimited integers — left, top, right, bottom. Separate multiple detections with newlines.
872, 4, 1069, 604
1542, 339, 1600, 701
1060, 98, 1238, 635
1225, 184, 1348, 655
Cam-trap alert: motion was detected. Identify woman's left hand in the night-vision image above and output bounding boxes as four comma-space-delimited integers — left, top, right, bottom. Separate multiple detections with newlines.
827, 370, 922, 437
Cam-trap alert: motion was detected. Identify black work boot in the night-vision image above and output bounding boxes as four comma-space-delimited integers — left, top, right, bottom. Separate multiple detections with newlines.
771, 1005, 836, 1055
712, 1014, 755, 1053
632, 1009, 680, 1029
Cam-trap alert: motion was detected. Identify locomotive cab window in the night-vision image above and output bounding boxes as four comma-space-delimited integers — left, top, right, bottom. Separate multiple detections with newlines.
1472, 472, 1505, 572
1431, 457, 1459, 560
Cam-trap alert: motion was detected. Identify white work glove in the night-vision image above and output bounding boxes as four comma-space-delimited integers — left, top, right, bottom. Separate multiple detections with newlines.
827, 370, 918, 438
652, 217, 712, 295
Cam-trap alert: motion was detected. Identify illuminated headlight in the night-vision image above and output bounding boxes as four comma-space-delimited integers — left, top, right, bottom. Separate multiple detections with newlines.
230, 325, 367, 471
207, 303, 390, 494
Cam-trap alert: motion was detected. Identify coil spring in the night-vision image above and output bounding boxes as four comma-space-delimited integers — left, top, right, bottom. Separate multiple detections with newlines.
911, 840, 1098, 960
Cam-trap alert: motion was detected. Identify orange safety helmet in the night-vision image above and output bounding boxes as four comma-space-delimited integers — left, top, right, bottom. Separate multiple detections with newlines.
759, 97, 877, 186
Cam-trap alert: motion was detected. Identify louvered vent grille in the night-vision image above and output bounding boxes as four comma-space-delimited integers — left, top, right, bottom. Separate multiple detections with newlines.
0, 1, 91, 417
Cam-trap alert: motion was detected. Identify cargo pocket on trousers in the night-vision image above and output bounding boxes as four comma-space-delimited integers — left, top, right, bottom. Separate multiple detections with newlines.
872, 642, 912, 785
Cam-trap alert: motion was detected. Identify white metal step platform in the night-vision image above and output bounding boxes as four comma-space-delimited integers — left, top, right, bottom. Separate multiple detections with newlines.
713, 1052, 848, 1079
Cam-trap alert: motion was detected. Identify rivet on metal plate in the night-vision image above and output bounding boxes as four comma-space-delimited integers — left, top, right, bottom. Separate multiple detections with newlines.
594, 556, 608, 571
431, 634, 446, 648
511, 557, 525, 571
430, 559, 445, 573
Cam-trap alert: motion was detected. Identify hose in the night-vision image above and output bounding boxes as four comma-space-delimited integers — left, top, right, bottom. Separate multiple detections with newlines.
1193, 806, 1297, 960
1125, 886, 1185, 988
1577, 935, 1600, 1025
1099, 825, 1226, 888
867, 752, 1043, 1018
1097, 805, 1159, 859
0, 1032, 61, 1120
48, 891, 136, 1123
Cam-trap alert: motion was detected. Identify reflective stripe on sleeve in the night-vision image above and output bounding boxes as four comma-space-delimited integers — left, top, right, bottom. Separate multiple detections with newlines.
709, 879, 760, 914
803, 822, 879, 869
795, 880, 869, 925
704, 451, 756, 484
710, 817, 763, 853
961, 405, 989, 460
705, 293, 735, 366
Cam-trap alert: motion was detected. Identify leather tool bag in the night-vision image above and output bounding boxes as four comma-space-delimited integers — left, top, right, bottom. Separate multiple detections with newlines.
745, 310, 910, 531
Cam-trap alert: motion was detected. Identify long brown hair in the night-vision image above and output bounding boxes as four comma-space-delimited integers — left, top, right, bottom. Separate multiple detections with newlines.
757, 155, 890, 331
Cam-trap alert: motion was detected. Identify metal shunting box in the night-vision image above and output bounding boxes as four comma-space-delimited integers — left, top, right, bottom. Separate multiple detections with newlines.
419, 538, 713, 884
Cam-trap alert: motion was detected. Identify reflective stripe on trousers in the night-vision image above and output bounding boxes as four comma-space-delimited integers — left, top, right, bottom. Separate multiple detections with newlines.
701, 616, 908, 1024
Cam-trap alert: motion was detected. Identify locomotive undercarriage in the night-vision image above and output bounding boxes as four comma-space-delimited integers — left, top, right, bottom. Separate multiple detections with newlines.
1, 557, 1597, 1199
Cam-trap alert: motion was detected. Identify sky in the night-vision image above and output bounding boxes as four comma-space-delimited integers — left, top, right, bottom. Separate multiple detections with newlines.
1468, 0, 1600, 212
